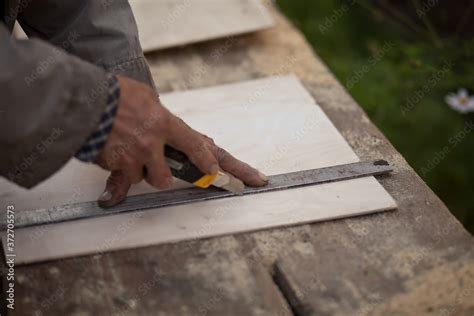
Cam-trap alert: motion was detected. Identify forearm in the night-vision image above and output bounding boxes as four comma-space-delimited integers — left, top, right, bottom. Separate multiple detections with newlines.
0, 25, 109, 188
1, 0, 156, 188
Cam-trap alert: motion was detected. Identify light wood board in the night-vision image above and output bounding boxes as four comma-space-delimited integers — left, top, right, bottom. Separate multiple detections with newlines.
129, 0, 273, 52
0, 75, 396, 265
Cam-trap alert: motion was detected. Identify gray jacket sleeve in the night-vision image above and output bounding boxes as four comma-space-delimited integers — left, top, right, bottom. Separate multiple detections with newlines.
17, 0, 155, 88
1, 0, 155, 188
0, 24, 109, 188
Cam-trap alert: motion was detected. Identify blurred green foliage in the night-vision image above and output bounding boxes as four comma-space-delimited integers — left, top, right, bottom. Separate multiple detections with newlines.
277, 0, 474, 233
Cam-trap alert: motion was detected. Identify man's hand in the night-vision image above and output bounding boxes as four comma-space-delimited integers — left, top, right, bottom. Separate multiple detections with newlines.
95, 75, 268, 207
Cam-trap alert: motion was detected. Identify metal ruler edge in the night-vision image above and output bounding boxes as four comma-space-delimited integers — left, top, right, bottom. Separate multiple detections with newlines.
3, 159, 393, 230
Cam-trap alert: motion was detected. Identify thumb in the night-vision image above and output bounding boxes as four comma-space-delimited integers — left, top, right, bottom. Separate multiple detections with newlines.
98, 170, 131, 208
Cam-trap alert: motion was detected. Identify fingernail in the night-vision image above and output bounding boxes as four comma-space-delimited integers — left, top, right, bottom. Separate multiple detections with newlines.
99, 191, 112, 202
258, 172, 268, 182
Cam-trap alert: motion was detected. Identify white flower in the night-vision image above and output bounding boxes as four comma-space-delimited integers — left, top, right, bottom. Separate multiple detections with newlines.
445, 88, 474, 113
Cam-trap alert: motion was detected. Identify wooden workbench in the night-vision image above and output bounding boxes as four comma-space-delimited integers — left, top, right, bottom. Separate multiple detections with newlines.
11, 4, 474, 315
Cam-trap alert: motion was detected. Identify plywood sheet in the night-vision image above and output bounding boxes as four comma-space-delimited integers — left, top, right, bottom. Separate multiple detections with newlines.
0, 75, 396, 264
129, 0, 273, 52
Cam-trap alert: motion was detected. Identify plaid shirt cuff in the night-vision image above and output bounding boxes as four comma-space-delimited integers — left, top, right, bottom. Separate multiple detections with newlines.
75, 74, 120, 162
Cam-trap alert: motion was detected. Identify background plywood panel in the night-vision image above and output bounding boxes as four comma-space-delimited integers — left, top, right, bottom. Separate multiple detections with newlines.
130, 0, 273, 52
0, 75, 396, 264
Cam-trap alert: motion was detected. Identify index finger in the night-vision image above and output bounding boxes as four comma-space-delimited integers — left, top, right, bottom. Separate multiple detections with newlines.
215, 147, 268, 187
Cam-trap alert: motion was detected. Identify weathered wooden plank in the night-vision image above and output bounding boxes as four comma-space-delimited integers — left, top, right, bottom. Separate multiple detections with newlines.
130, 0, 273, 52
250, 264, 293, 316
14, 237, 289, 315
275, 251, 474, 316
13, 3, 474, 315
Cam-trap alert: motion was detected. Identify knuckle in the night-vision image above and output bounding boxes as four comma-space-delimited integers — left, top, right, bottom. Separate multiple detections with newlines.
215, 146, 229, 162
155, 109, 171, 132
120, 155, 136, 169
194, 141, 208, 157
137, 138, 155, 158
203, 134, 215, 145
192, 143, 215, 165
205, 135, 216, 146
